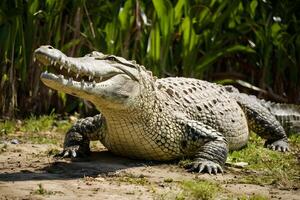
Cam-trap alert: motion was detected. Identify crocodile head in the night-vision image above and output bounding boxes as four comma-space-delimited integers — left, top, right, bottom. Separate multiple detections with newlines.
34, 45, 155, 110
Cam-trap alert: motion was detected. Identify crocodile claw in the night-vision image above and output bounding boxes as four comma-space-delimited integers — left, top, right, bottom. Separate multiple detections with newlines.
266, 140, 289, 152
55, 145, 89, 158
186, 160, 223, 174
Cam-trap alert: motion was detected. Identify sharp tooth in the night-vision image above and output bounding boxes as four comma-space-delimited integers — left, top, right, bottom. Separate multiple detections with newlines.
89, 75, 92, 81
99, 76, 103, 81
33, 57, 36, 62
68, 68, 70, 73
51, 60, 54, 65
60, 65, 63, 70
76, 74, 79, 79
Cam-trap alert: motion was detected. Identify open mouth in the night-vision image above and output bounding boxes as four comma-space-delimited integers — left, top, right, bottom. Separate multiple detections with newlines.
34, 51, 119, 86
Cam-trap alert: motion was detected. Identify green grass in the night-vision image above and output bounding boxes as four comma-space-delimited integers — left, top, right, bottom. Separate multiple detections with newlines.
289, 134, 300, 149
0, 120, 16, 136
175, 180, 271, 200
237, 194, 269, 200
31, 184, 54, 195
228, 133, 300, 189
177, 132, 300, 190
116, 174, 150, 186
1, 0, 299, 118
176, 180, 222, 200
0, 115, 72, 144
0, 143, 8, 153
20, 115, 56, 133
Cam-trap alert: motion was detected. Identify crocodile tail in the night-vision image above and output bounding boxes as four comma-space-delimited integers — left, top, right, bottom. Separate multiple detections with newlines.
224, 85, 300, 134
260, 100, 300, 134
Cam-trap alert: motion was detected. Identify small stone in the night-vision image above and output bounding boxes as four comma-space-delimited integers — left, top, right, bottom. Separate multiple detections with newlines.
95, 177, 105, 181
227, 161, 248, 168
69, 115, 78, 123
11, 139, 19, 144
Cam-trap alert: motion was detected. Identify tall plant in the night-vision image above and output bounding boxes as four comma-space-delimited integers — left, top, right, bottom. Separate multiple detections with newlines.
0, 0, 299, 118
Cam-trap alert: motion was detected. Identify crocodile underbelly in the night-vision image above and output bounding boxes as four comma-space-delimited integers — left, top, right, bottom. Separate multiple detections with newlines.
101, 119, 180, 161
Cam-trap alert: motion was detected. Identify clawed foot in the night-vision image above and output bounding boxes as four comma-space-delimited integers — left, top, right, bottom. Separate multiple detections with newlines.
55, 145, 90, 158
186, 160, 224, 174
265, 140, 289, 152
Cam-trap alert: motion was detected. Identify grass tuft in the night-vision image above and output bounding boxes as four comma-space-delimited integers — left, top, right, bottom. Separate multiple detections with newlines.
0, 143, 8, 153
0, 121, 16, 136
237, 194, 269, 200
0, 115, 72, 145
117, 174, 150, 186
228, 133, 300, 189
21, 115, 56, 133
32, 184, 54, 195
177, 180, 221, 200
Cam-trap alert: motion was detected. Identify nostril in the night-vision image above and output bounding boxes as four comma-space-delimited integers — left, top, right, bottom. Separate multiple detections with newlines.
47, 46, 54, 49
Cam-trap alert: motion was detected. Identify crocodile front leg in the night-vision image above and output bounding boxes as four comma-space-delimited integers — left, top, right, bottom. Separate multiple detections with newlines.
58, 114, 105, 158
179, 119, 228, 174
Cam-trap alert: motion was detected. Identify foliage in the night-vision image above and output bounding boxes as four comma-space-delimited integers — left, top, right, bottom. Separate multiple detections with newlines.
177, 179, 221, 200
0, 0, 299, 118
228, 133, 300, 189
237, 194, 269, 200
0, 114, 72, 144
31, 183, 56, 195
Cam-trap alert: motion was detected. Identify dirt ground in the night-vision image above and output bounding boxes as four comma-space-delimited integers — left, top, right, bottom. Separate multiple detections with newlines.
0, 141, 299, 200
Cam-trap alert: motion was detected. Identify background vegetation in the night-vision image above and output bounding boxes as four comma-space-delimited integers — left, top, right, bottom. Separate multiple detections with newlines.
0, 0, 299, 118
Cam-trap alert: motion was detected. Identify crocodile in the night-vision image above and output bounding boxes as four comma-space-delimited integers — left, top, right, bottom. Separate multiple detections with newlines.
34, 45, 299, 174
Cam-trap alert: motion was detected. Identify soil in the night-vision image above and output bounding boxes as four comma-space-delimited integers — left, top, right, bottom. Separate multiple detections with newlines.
0, 141, 299, 200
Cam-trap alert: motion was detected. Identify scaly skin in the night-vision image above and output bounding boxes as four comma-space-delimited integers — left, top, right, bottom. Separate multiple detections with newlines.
34, 45, 291, 174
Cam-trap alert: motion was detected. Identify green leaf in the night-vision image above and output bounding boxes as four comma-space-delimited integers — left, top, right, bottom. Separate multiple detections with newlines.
104, 22, 120, 54
29, 0, 39, 14
61, 39, 81, 52
271, 23, 281, 39
181, 17, 199, 55
46, 0, 56, 9
196, 45, 256, 71
118, 0, 133, 31
58, 92, 67, 106
148, 22, 160, 62
174, 0, 185, 24
152, 0, 170, 19
250, 0, 258, 18
152, 0, 174, 39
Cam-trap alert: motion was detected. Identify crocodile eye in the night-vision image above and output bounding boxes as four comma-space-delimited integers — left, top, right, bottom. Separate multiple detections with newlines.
106, 56, 118, 62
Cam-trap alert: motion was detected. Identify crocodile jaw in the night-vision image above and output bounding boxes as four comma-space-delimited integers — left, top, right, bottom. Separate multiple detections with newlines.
40, 71, 135, 104
34, 45, 141, 109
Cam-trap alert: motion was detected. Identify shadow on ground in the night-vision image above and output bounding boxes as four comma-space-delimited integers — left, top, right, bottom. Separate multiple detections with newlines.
0, 150, 157, 182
